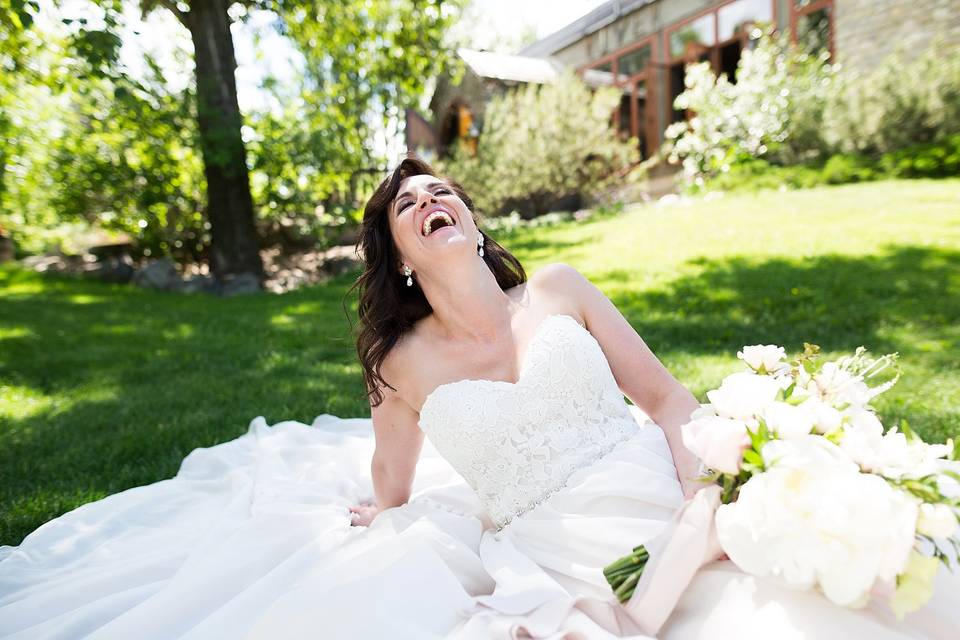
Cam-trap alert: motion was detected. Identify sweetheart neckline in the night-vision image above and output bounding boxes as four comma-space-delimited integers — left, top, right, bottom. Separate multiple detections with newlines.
417, 313, 586, 418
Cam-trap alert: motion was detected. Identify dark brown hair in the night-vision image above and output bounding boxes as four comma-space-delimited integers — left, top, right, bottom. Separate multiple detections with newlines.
347, 152, 526, 407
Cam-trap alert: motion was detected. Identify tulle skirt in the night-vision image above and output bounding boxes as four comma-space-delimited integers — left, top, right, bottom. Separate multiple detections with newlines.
1, 408, 957, 639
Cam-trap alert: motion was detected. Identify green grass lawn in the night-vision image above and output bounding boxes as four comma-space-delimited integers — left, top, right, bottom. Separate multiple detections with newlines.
2, 178, 959, 546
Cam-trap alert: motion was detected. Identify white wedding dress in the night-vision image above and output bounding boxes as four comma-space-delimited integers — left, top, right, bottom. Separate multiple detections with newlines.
1, 313, 958, 639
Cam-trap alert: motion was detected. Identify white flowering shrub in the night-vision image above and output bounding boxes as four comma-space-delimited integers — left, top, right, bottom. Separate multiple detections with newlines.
664, 30, 960, 189
663, 28, 834, 186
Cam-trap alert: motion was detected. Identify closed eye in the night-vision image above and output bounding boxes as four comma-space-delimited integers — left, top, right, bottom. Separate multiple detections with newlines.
396, 186, 452, 215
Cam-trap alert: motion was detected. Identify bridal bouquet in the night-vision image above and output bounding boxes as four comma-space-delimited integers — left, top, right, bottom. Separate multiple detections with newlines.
606, 343, 960, 632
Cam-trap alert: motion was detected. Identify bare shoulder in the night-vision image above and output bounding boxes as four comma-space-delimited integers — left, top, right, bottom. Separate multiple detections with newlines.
377, 317, 440, 410
377, 331, 415, 407
528, 262, 590, 289
526, 262, 594, 315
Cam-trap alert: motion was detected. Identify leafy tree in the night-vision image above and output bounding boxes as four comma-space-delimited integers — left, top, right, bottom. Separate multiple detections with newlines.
4, 0, 462, 282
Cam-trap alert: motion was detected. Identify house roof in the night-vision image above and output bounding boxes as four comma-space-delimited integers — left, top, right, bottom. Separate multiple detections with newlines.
457, 48, 562, 84
518, 0, 658, 58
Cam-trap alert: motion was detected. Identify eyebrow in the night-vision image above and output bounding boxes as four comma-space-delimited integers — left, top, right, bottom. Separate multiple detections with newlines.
393, 181, 446, 214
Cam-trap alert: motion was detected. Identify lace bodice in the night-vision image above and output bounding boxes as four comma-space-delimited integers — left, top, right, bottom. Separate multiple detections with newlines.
418, 314, 639, 530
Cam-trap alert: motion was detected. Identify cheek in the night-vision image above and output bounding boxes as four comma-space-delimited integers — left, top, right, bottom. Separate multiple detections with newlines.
388, 216, 413, 249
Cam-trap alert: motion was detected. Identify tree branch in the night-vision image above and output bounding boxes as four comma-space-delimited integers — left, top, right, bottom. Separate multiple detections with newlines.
156, 0, 190, 29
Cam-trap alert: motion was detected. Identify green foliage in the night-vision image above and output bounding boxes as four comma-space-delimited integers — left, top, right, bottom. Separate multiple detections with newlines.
244, 0, 464, 233
820, 154, 878, 185
879, 135, 960, 179
704, 136, 960, 193
3, 0, 464, 259
1, 13, 205, 260
437, 71, 639, 216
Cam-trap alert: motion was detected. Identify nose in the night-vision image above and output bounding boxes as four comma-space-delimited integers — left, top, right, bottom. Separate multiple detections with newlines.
417, 192, 438, 209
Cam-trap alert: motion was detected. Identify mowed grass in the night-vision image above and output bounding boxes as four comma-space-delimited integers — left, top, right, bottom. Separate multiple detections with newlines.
2, 178, 959, 546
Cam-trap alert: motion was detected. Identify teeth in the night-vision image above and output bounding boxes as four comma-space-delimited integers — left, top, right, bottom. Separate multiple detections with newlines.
422, 210, 455, 236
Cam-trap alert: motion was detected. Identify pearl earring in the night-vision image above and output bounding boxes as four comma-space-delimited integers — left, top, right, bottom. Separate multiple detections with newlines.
402, 264, 413, 287
477, 233, 485, 257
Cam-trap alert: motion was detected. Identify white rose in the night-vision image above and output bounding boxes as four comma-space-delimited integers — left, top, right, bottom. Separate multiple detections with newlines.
681, 415, 751, 475
737, 344, 787, 374
762, 401, 815, 440
706, 372, 781, 424
916, 503, 958, 539
716, 435, 917, 607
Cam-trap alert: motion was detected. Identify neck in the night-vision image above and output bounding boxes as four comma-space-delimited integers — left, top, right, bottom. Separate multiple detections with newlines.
416, 255, 515, 341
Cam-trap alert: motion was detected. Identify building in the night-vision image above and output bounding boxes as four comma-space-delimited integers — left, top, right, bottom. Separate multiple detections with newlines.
409, 0, 960, 161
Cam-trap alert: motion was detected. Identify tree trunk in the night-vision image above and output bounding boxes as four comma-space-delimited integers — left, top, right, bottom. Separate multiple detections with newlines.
185, 0, 263, 284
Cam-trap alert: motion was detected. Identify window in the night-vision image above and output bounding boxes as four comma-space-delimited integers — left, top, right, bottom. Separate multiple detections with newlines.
617, 44, 651, 79
669, 14, 715, 59
717, 0, 772, 42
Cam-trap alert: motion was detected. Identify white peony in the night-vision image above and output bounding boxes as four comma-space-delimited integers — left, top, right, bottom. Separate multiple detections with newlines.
706, 372, 782, 425
916, 503, 958, 539
716, 435, 918, 607
737, 344, 787, 374
762, 401, 815, 440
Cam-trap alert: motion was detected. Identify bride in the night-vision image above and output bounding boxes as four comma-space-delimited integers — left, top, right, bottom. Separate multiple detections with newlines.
0, 156, 956, 640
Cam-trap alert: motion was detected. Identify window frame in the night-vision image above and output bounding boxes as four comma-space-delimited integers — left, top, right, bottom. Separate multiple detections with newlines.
790, 0, 835, 58
577, 35, 659, 154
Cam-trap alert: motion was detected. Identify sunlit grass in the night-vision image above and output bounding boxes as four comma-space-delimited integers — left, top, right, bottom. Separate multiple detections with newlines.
1, 178, 958, 546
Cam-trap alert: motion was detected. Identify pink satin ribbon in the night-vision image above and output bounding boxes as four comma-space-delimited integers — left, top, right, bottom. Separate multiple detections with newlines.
623, 484, 725, 635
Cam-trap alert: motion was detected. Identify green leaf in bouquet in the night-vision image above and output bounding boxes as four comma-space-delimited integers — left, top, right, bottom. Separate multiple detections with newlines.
824, 428, 844, 445
780, 381, 796, 401
742, 449, 765, 471
899, 419, 918, 442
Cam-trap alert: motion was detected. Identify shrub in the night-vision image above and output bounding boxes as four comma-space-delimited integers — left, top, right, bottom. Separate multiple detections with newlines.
437, 71, 639, 217
878, 135, 960, 179
824, 43, 960, 156
820, 154, 878, 184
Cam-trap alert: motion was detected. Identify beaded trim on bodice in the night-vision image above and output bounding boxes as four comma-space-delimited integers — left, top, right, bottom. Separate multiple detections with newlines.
417, 314, 639, 530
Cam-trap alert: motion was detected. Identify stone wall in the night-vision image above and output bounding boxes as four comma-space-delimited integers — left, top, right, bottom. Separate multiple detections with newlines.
834, 0, 960, 74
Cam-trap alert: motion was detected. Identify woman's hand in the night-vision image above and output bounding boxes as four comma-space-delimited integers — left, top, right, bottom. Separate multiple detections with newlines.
348, 500, 380, 527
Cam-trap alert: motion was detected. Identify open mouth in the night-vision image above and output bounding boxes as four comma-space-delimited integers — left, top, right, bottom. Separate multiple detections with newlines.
422, 209, 456, 236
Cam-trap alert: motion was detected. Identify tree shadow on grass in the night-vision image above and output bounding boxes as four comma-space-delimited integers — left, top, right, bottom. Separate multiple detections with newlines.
605, 244, 960, 440
607, 244, 958, 356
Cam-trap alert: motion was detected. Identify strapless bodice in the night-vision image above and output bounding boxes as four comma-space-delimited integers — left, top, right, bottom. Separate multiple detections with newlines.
417, 314, 639, 529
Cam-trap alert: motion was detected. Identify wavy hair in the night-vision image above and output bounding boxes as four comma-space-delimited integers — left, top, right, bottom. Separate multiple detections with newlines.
346, 153, 526, 408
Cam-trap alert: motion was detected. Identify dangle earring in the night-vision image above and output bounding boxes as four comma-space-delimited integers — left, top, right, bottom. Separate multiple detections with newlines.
477, 232, 485, 257
402, 264, 413, 287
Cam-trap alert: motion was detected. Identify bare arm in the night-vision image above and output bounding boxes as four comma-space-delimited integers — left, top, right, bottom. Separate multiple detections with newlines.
534, 263, 705, 499
349, 382, 425, 526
